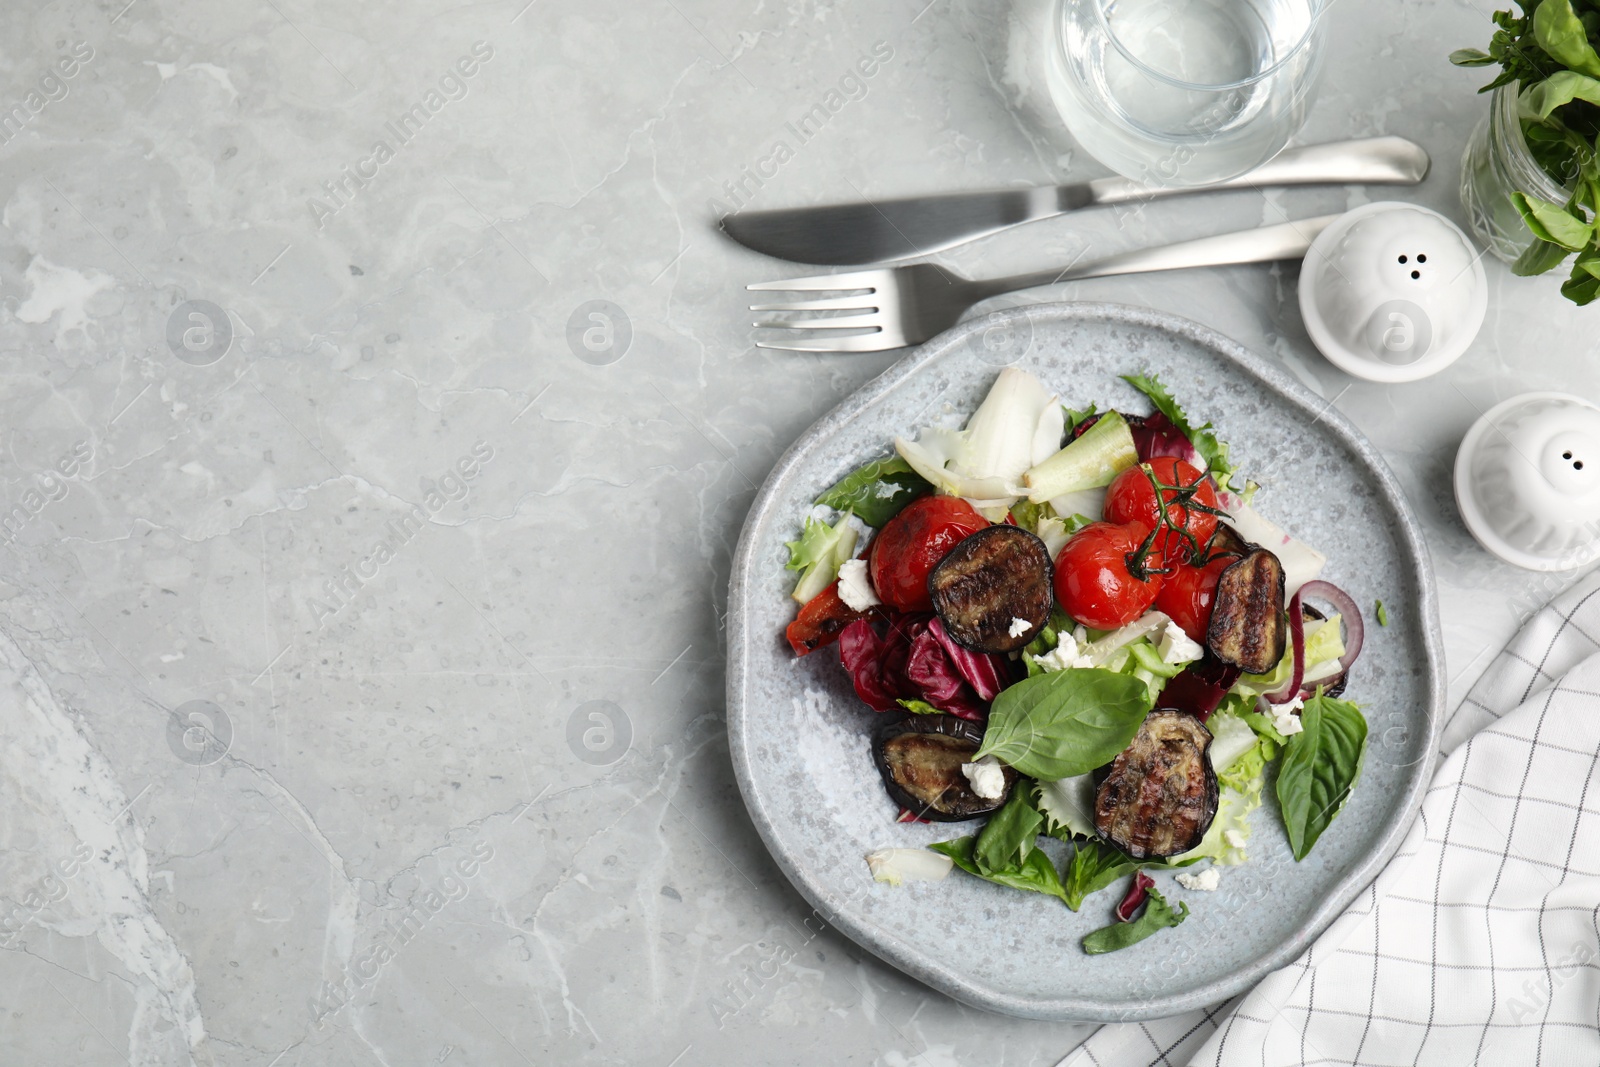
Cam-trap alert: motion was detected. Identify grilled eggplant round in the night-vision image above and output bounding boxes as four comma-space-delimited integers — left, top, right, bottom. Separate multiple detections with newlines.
927, 525, 1053, 653
1093, 709, 1218, 858
873, 714, 1016, 821
1207, 547, 1287, 675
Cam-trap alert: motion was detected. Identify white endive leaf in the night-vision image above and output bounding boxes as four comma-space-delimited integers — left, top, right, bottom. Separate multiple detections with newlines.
866, 848, 954, 887
894, 435, 1015, 502
1047, 487, 1105, 523
956, 367, 1058, 488
1031, 398, 1066, 467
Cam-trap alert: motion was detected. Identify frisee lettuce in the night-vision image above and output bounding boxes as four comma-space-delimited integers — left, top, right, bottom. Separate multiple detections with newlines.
784, 510, 859, 604
1120, 372, 1244, 490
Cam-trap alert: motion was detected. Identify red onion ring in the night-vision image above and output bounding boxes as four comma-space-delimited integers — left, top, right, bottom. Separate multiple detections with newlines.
1262, 580, 1365, 708
1264, 590, 1305, 705
1298, 579, 1364, 682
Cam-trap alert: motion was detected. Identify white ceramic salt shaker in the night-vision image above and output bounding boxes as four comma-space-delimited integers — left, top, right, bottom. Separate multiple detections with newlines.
1299, 201, 1488, 382
1454, 392, 1600, 571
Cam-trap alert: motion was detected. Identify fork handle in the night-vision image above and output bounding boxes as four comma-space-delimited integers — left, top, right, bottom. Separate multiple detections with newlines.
964, 215, 1342, 301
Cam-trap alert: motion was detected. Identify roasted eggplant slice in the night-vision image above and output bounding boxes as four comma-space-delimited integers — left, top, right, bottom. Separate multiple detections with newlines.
873, 715, 1017, 821
927, 525, 1053, 653
1206, 547, 1287, 675
1094, 709, 1218, 859
1205, 521, 1252, 561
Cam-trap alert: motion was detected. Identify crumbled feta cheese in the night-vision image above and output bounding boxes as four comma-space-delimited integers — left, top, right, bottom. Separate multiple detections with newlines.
1157, 620, 1205, 665
836, 558, 881, 612
1175, 867, 1221, 892
806, 503, 839, 525
1270, 696, 1305, 737
1008, 616, 1030, 639
1223, 828, 1248, 850
960, 755, 1007, 800
1028, 630, 1095, 673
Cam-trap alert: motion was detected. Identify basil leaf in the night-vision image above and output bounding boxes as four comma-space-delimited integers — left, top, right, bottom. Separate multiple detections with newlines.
1276, 692, 1368, 861
928, 836, 1069, 904
814, 456, 931, 528
1064, 403, 1100, 434
1512, 192, 1596, 251
1063, 838, 1140, 911
1512, 236, 1572, 277
974, 783, 1043, 875
1533, 0, 1600, 78
974, 668, 1153, 780
1449, 47, 1496, 66
1561, 262, 1600, 305
1082, 884, 1189, 954
1525, 70, 1600, 119
1119, 373, 1238, 488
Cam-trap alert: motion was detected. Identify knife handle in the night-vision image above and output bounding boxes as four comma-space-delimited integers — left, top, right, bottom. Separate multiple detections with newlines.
1081, 136, 1431, 208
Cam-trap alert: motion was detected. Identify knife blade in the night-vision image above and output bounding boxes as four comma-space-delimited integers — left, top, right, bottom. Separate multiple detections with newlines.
719, 136, 1430, 266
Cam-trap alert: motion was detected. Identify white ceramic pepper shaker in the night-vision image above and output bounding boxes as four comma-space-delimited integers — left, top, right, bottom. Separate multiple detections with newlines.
1454, 392, 1600, 571
1299, 201, 1488, 382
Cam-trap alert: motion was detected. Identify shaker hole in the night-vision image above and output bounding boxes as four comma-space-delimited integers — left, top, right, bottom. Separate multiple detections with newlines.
1418, 253, 1427, 263
1410, 270, 1420, 279
1398, 255, 1408, 263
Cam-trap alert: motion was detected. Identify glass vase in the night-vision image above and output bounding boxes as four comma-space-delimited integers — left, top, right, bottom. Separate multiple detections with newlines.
1459, 84, 1574, 264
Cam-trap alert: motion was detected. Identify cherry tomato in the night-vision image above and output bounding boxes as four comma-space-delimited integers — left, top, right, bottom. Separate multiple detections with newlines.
1154, 555, 1234, 643
869, 496, 988, 612
1103, 457, 1219, 562
786, 581, 869, 656
1052, 521, 1165, 630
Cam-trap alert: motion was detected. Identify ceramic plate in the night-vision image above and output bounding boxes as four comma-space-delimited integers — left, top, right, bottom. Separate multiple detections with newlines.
725, 302, 1444, 1021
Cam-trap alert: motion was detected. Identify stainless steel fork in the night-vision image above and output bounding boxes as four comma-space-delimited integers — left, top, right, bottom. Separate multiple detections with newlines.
749, 214, 1340, 352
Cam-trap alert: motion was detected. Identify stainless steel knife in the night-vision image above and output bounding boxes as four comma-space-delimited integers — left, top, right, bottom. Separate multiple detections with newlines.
719, 136, 1430, 266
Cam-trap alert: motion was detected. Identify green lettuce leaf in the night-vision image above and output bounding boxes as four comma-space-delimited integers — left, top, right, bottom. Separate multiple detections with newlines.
974, 782, 1044, 875
814, 456, 931, 528
1276, 691, 1368, 861
928, 836, 1070, 905
1082, 884, 1189, 954
1036, 773, 1098, 841
1062, 838, 1140, 911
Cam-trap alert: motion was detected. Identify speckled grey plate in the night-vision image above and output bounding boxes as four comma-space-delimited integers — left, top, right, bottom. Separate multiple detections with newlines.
726, 302, 1444, 1021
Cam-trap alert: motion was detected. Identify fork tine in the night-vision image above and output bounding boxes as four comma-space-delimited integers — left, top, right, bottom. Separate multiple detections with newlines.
746, 269, 884, 292
751, 314, 883, 331
754, 333, 906, 353
748, 294, 880, 312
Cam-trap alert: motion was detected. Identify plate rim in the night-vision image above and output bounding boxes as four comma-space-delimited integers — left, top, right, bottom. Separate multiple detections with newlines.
725, 300, 1446, 1021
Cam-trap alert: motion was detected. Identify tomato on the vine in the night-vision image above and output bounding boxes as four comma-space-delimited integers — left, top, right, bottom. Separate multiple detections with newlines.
868, 496, 989, 612
1154, 555, 1234, 643
1052, 521, 1164, 630
1103, 457, 1219, 562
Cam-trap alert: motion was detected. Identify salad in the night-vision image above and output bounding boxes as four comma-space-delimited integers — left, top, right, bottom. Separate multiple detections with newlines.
784, 368, 1369, 955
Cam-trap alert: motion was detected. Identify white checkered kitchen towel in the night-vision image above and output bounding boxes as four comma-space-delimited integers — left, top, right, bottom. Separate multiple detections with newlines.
1067, 572, 1600, 1067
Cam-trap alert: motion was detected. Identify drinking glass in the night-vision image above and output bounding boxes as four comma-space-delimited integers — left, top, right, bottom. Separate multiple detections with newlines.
1047, 0, 1328, 186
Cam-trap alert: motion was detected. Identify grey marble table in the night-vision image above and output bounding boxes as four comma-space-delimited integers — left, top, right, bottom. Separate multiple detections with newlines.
0, 0, 1590, 1064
